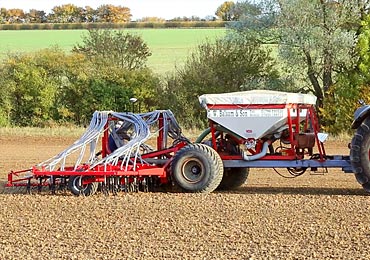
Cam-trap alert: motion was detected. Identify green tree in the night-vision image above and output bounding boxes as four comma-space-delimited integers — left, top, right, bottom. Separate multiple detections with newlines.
160, 36, 280, 128
58, 63, 160, 124
0, 64, 13, 126
0, 48, 91, 126
0, 50, 63, 126
230, 0, 365, 108
64, 31, 158, 124
321, 12, 370, 134
229, 1, 278, 44
73, 30, 151, 70
216, 1, 237, 21
357, 13, 370, 84
50, 52, 93, 124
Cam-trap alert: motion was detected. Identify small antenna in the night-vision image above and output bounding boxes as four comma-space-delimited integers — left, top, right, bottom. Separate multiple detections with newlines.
129, 98, 137, 113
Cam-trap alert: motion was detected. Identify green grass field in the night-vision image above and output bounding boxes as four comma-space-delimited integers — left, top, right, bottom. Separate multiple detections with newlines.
0, 28, 227, 74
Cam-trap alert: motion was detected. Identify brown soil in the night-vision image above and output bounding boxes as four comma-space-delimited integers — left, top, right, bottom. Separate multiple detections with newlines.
0, 135, 369, 259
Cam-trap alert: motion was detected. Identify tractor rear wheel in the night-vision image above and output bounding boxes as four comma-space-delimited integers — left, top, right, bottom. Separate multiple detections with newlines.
68, 175, 98, 196
217, 168, 249, 190
350, 117, 370, 192
171, 144, 223, 193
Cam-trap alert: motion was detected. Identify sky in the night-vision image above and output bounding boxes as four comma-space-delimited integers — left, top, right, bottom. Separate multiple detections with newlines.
0, 0, 229, 20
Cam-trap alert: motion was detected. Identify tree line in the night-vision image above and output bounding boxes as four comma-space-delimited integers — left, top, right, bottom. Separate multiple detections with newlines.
0, 4, 131, 24
0, 3, 223, 24
1, 0, 370, 134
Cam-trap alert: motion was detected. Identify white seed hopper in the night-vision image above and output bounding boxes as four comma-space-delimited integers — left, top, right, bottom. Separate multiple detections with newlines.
199, 90, 317, 139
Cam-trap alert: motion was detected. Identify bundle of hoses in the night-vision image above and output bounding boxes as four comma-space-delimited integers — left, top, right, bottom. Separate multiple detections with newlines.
37, 110, 184, 172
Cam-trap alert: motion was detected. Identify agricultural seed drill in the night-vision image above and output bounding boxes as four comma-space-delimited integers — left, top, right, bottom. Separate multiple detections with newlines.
6, 90, 370, 195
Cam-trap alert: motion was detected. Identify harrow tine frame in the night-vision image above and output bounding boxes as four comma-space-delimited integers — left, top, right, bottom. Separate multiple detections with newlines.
5, 110, 187, 196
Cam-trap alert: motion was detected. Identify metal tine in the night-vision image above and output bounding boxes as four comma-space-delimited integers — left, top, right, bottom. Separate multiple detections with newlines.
148, 176, 154, 192
113, 177, 119, 195
27, 178, 31, 194
50, 176, 56, 194
142, 177, 149, 192
38, 177, 43, 193
108, 177, 113, 194
102, 177, 109, 196
124, 177, 129, 192
134, 177, 139, 192
58, 177, 68, 193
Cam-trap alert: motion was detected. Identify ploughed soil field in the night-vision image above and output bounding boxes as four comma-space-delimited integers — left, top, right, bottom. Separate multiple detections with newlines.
0, 135, 369, 259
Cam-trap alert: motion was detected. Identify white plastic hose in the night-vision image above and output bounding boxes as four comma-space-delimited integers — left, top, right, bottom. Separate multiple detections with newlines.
242, 141, 271, 161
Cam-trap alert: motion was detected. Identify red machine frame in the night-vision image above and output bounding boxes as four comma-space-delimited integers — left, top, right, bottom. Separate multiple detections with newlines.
7, 112, 189, 190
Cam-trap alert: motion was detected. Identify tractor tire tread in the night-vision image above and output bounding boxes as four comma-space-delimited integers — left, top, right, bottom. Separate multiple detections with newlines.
350, 117, 370, 192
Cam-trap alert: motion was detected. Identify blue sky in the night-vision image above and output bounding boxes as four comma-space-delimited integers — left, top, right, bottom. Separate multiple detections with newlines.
0, 0, 229, 20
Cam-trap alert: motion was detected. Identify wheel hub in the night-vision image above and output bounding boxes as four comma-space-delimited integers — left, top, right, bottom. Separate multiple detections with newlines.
182, 159, 204, 183
191, 165, 201, 175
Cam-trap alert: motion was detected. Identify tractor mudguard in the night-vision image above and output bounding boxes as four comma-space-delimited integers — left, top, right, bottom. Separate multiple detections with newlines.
352, 105, 370, 129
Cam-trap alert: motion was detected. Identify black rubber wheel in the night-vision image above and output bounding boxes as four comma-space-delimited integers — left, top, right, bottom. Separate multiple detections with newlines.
350, 117, 370, 192
171, 143, 223, 193
217, 168, 249, 190
68, 175, 98, 196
